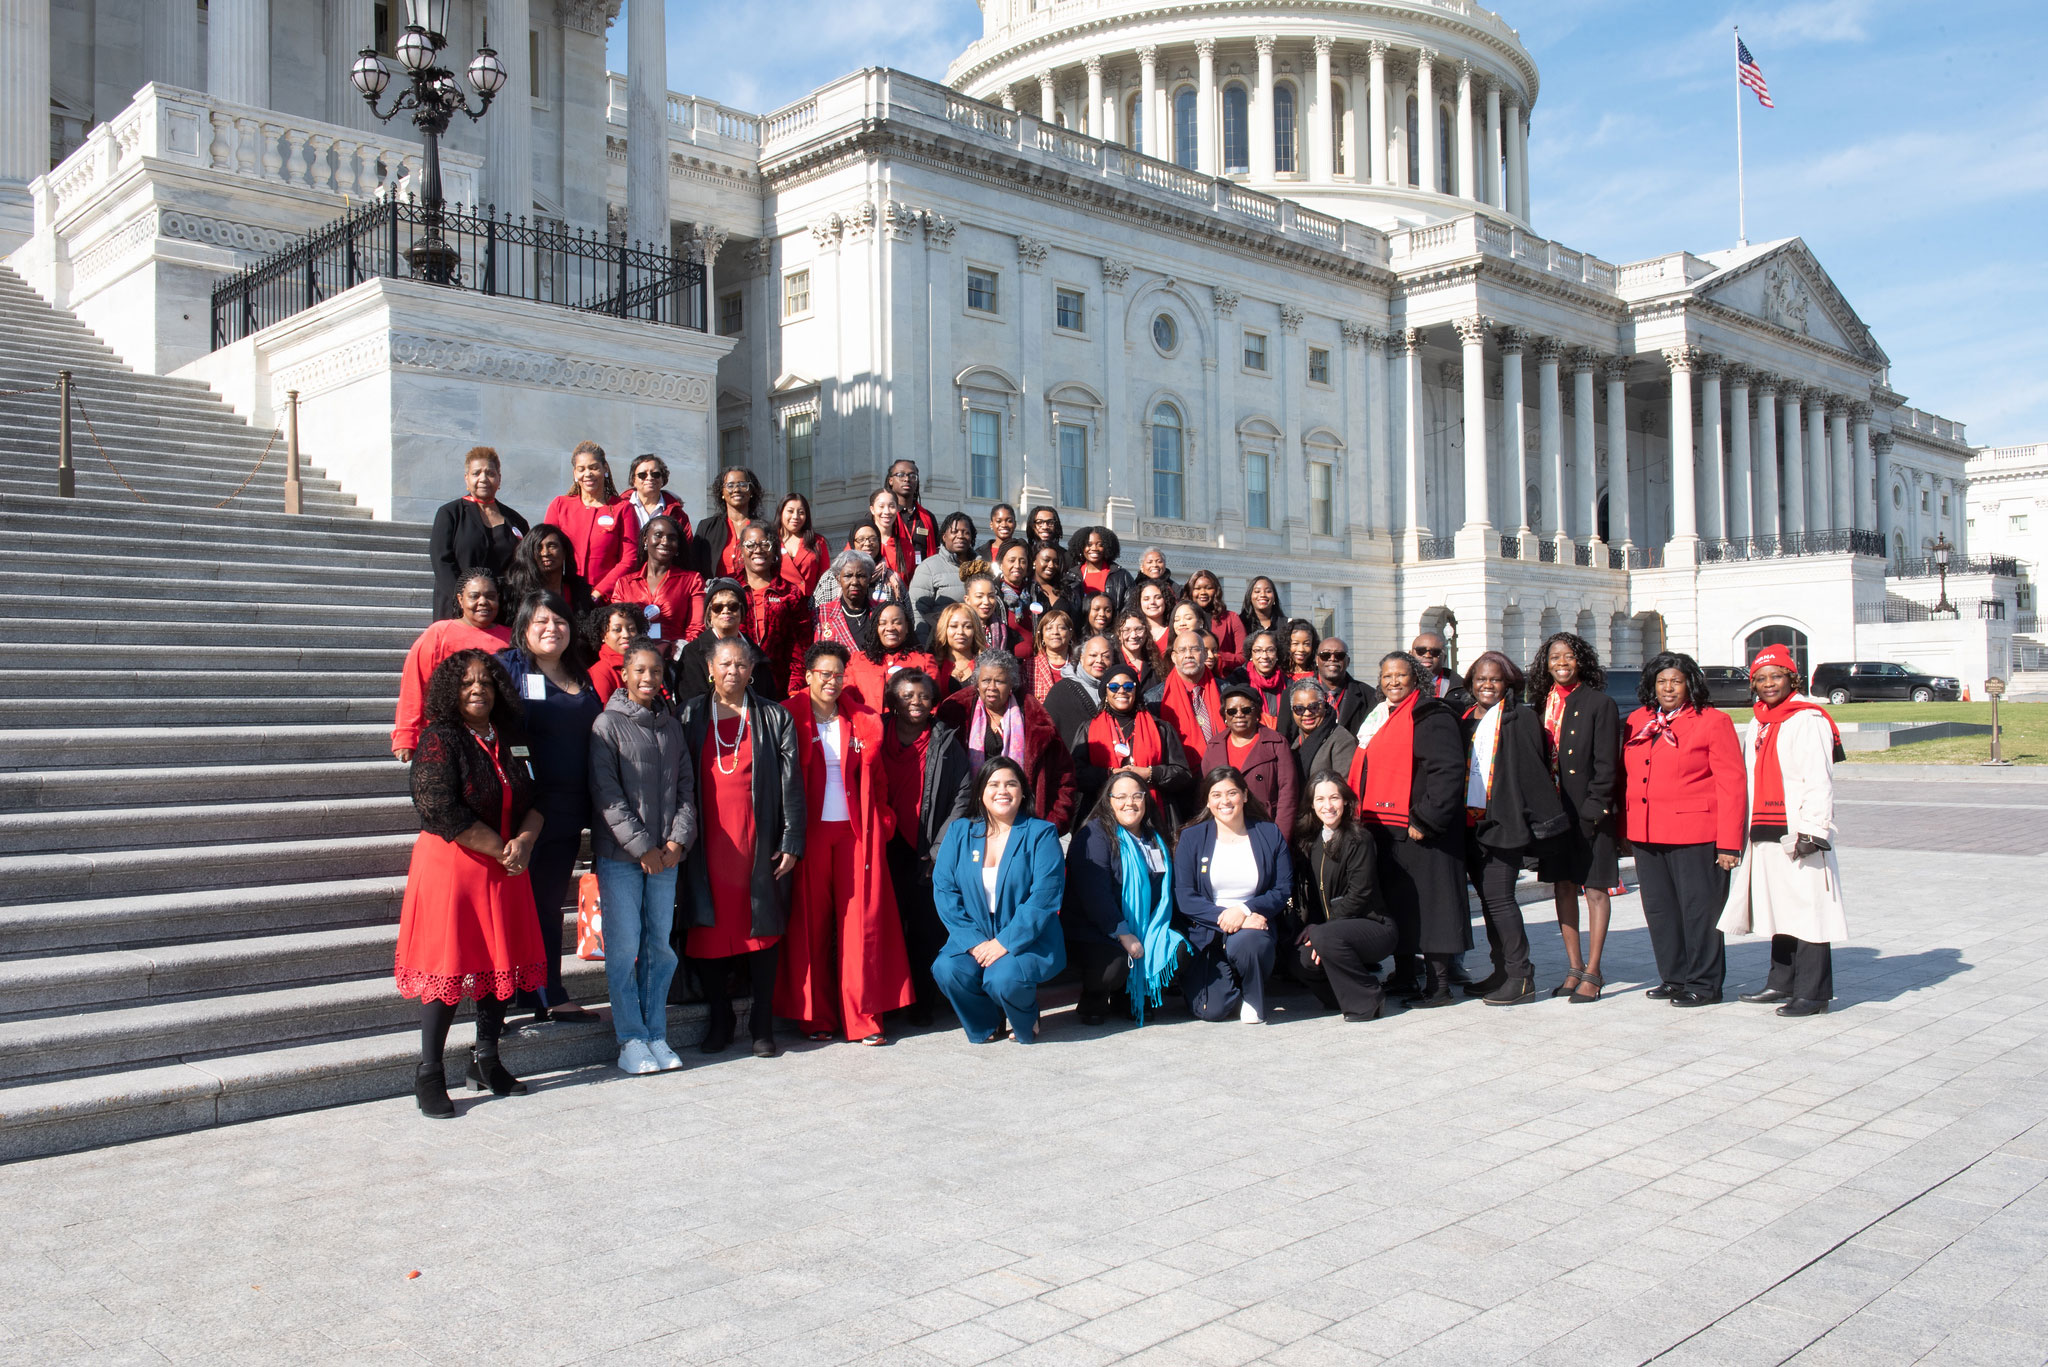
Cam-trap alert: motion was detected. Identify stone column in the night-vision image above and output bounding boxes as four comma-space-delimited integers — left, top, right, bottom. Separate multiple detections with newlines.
1503, 94, 1525, 217
625, 0, 668, 248
1194, 41, 1216, 173
1138, 46, 1159, 158
1830, 401, 1853, 533
208, 0, 271, 109
1573, 351, 1598, 547
1807, 398, 1830, 533
1367, 42, 1388, 184
0, 0, 51, 237
1664, 349, 1699, 554
1780, 387, 1805, 536
999, 86, 1017, 113
1085, 57, 1103, 140
1873, 433, 1894, 547
1453, 62, 1475, 199
1536, 338, 1562, 541
1500, 328, 1529, 543
1483, 79, 1502, 209
1698, 356, 1724, 541
1726, 366, 1752, 540
1345, 52, 1368, 181
1754, 376, 1780, 537
1100, 67, 1118, 142
1602, 356, 1631, 548
1455, 317, 1492, 552
1400, 328, 1428, 550
1415, 49, 1437, 193
483, 0, 532, 218
1037, 70, 1056, 123
148, 0, 203, 92
1514, 104, 1530, 218
1309, 37, 1333, 180
1252, 37, 1276, 180
1851, 402, 1873, 532
1363, 328, 1390, 534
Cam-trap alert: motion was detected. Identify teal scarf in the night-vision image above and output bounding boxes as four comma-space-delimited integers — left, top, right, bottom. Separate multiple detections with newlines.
1118, 827, 1185, 1024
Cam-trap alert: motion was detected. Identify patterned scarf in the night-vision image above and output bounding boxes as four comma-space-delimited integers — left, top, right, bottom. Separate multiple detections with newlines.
1631, 705, 1689, 749
967, 695, 1025, 767
1542, 682, 1572, 774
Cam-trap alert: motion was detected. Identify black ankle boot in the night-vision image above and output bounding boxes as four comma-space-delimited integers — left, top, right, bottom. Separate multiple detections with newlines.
700, 1002, 736, 1054
1463, 969, 1508, 999
1414, 960, 1457, 1008
415, 1061, 455, 1118
466, 1047, 527, 1096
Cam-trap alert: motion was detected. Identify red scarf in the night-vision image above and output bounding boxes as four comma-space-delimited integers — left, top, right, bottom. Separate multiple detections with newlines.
869, 525, 912, 582
720, 514, 748, 576
1751, 695, 1840, 826
1358, 690, 1419, 828
1161, 667, 1222, 746
1542, 681, 1572, 772
1031, 651, 1064, 702
1085, 707, 1164, 789
1246, 663, 1285, 728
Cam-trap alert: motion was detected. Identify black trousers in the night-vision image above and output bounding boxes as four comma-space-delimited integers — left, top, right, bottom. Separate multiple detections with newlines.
1635, 841, 1727, 994
516, 832, 582, 1009
1298, 917, 1398, 1016
1766, 935, 1834, 1001
1069, 939, 1129, 1016
887, 839, 946, 1015
1466, 844, 1534, 981
695, 946, 779, 1042
1183, 928, 1274, 1020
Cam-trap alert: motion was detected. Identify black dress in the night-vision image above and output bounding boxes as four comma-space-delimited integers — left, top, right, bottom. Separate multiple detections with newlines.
1535, 686, 1623, 888
430, 498, 530, 620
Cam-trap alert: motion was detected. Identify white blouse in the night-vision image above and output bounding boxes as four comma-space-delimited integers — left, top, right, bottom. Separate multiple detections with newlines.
1208, 832, 1260, 909
818, 716, 849, 822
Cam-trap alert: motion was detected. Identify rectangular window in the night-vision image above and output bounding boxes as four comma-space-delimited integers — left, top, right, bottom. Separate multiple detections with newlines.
1308, 346, 1330, 385
1057, 424, 1088, 509
1243, 330, 1267, 372
1246, 451, 1270, 529
528, 30, 542, 99
2013, 514, 2030, 533
1055, 287, 1085, 332
1942, 494, 1951, 516
719, 426, 745, 470
1921, 490, 1930, 512
967, 267, 999, 314
970, 409, 1002, 501
1310, 462, 1333, 534
1152, 415, 1185, 520
783, 269, 810, 318
783, 412, 813, 499
716, 291, 743, 336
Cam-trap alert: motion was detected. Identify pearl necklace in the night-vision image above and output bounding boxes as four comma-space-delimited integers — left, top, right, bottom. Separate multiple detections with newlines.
468, 723, 496, 751
713, 700, 750, 776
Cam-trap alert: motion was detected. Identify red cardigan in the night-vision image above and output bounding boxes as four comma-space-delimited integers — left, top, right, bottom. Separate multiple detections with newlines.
1621, 705, 1747, 852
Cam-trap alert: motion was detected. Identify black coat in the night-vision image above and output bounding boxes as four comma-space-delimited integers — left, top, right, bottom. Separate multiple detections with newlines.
677, 692, 804, 940
1067, 703, 1193, 817
1043, 676, 1104, 745
1426, 670, 1475, 715
430, 498, 529, 620
1406, 697, 1468, 840
1063, 818, 1170, 947
1277, 676, 1380, 740
1371, 696, 1468, 956
689, 510, 750, 578
1461, 702, 1571, 854
1292, 828, 1386, 934
1545, 686, 1622, 835
908, 718, 976, 857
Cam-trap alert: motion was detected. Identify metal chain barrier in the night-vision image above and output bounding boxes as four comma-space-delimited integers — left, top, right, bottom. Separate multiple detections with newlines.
67, 385, 285, 509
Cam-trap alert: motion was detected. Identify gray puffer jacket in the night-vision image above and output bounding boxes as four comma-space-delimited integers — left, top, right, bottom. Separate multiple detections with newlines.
588, 692, 699, 862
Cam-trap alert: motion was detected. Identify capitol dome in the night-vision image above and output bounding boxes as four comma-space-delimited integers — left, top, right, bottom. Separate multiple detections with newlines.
946, 0, 1539, 232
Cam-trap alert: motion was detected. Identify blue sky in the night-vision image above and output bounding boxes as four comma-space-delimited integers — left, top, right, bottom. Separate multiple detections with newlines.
617, 1, 2048, 447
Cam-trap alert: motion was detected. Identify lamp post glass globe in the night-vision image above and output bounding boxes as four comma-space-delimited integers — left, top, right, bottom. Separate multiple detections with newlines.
405, 0, 453, 42
468, 47, 507, 97
394, 25, 436, 72
350, 49, 391, 99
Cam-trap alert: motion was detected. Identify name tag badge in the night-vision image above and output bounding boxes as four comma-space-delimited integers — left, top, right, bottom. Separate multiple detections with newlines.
510, 527, 523, 539
509, 745, 532, 758
1114, 742, 1131, 758
597, 515, 616, 528
1030, 601, 1043, 614
647, 623, 663, 640
644, 605, 661, 619
523, 674, 547, 701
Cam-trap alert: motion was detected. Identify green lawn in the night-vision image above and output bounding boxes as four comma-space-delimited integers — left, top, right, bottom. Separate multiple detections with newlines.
1722, 701, 2048, 765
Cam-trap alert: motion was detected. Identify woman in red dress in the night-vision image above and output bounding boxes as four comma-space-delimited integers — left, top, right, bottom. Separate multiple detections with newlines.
542, 440, 626, 589
732, 522, 812, 701
1182, 570, 1244, 675
775, 642, 915, 1044
680, 636, 804, 1057
776, 494, 831, 597
843, 601, 937, 712
607, 515, 706, 652
396, 649, 548, 1118
393, 569, 514, 761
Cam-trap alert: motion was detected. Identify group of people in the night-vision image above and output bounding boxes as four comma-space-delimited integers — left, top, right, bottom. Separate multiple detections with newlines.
394, 443, 1852, 1119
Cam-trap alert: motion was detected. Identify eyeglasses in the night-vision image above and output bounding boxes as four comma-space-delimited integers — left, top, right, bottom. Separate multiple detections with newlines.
709, 601, 743, 615
1412, 646, 1444, 657
1317, 650, 1347, 661
741, 541, 773, 554
1222, 705, 1258, 717
1290, 703, 1323, 715
1104, 681, 1138, 693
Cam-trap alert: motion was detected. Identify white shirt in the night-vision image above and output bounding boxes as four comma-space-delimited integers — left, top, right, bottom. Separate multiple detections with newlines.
1465, 703, 1503, 810
818, 716, 849, 822
1208, 831, 1260, 909
981, 851, 1001, 907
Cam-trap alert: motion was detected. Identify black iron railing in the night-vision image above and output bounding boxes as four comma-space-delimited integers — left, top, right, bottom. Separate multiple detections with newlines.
1573, 542, 1593, 567
1890, 553, 2020, 579
1499, 534, 1520, 559
1417, 535, 1457, 561
1853, 597, 2006, 624
1537, 538, 1559, 563
1607, 546, 1626, 569
1627, 545, 1664, 569
1700, 529, 1886, 562
210, 199, 706, 348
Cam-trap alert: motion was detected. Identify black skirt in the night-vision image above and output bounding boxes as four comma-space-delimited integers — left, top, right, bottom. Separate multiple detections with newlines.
1370, 821, 1471, 957
1537, 821, 1619, 889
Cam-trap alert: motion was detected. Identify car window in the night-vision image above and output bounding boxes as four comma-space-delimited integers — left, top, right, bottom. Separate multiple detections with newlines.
1884, 664, 1908, 677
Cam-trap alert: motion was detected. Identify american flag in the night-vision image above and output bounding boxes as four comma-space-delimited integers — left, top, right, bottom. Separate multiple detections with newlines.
1737, 38, 1774, 108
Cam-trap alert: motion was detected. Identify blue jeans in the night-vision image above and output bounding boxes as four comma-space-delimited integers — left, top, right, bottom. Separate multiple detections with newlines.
594, 856, 679, 1045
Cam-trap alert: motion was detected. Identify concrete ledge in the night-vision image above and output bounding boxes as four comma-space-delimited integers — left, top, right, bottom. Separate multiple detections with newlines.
1837, 763, 2048, 782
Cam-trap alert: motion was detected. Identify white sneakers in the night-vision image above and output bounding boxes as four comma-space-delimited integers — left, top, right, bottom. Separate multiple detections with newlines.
1239, 1001, 1264, 1024
616, 1040, 660, 1075
646, 1040, 684, 1071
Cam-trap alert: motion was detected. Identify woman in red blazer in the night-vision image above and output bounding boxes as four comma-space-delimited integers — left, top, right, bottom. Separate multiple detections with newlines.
1623, 652, 1748, 1007
1198, 683, 1300, 837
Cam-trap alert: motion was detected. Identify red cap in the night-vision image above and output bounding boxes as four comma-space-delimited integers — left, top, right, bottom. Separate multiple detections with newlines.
1749, 645, 1798, 677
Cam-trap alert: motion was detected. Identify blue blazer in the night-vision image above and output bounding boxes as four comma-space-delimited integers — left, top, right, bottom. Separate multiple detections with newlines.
932, 816, 1069, 966
1172, 820, 1293, 952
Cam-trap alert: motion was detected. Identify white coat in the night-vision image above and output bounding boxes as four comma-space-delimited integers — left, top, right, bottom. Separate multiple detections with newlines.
1718, 708, 1849, 944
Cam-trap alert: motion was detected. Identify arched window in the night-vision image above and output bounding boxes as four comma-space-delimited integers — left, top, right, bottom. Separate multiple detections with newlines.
1436, 104, 1453, 191
1273, 83, 1297, 173
1405, 94, 1419, 185
1151, 403, 1185, 519
1126, 93, 1142, 151
1330, 83, 1347, 175
1222, 84, 1249, 172
1745, 625, 1809, 678
1173, 87, 1197, 168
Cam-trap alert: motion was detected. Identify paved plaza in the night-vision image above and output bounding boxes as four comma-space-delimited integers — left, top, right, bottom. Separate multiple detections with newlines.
4, 767, 2046, 1367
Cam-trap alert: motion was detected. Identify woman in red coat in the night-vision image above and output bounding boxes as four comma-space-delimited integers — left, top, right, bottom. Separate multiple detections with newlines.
542, 440, 626, 589
1199, 683, 1299, 836
607, 516, 705, 652
1624, 652, 1748, 1007
593, 453, 690, 598
1182, 571, 1244, 675
736, 520, 811, 700
843, 602, 938, 713
774, 642, 916, 1044
393, 569, 514, 761
776, 494, 831, 597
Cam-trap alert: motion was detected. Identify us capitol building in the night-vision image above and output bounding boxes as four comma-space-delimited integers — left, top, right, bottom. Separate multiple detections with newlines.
1, 0, 2017, 682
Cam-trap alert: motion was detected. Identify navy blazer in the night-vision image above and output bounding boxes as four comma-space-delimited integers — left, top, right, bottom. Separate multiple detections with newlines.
1172, 819, 1293, 952
931, 816, 1069, 967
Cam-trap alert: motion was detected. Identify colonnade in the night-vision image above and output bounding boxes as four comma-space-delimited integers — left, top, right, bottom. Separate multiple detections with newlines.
997, 33, 1531, 217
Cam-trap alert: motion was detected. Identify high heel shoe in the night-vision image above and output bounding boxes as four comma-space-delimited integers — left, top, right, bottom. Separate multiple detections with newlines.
465, 1049, 527, 1096
1551, 965, 1584, 998
415, 1061, 455, 1119
1569, 968, 1604, 1003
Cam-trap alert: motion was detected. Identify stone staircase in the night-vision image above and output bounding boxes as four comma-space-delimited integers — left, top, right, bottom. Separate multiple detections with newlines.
0, 265, 651, 1161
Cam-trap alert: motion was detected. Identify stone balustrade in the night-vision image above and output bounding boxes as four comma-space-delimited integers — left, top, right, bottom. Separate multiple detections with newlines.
1386, 212, 1616, 291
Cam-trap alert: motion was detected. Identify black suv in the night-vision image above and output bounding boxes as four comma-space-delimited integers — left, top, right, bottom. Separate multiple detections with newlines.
1810, 661, 1961, 704
1601, 667, 1753, 711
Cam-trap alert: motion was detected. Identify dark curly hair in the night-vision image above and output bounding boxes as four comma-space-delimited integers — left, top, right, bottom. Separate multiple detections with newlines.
1526, 632, 1607, 708
1088, 768, 1177, 860
1638, 651, 1711, 710
509, 589, 594, 673
1068, 524, 1122, 567
710, 465, 764, 519
422, 649, 525, 735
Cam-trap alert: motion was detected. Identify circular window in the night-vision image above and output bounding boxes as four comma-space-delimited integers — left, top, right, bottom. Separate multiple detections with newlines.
1152, 312, 1178, 354
1892, 486, 1903, 509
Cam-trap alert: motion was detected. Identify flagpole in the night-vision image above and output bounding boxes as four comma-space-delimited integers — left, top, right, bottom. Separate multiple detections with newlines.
1734, 25, 1747, 247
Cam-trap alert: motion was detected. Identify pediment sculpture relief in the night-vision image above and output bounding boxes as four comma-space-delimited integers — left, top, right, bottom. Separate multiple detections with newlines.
1763, 265, 1812, 336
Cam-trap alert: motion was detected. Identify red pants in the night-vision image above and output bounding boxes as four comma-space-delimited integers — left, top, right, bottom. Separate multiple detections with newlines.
786, 821, 883, 1039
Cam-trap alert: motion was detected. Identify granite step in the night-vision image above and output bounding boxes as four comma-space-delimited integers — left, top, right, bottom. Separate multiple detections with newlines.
0, 549, 432, 591
0, 491, 408, 537
0, 643, 409, 673
0, 795, 418, 856
0, 473, 364, 515
0, 504, 425, 555
0, 696, 400, 728
0, 877, 408, 955
0, 832, 416, 903
0, 723, 395, 769
0, 617, 424, 648
0, 760, 407, 811
4, 530, 417, 575
7, 570, 429, 610
0, 668, 399, 701
0, 455, 354, 504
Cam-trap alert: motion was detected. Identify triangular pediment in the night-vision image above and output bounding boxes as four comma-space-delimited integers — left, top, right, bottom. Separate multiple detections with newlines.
1693, 239, 1888, 366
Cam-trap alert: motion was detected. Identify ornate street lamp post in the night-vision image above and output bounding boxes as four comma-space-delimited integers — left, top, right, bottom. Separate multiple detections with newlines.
350, 0, 506, 283
1932, 532, 1954, 614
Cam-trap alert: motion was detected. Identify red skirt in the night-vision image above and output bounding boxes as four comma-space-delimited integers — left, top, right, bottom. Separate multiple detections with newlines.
394, 833, 549, 1004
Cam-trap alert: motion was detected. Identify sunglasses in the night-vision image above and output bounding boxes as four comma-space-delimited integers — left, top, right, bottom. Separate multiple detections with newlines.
1104, 681, 1138, 693
1413, 646, 1444, 656
1317, 650, 1347, 661
1222, 705, 1258, 717
709, 601, 743, 614
1290, 703, 1323, 715
636, 469, 669, 481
